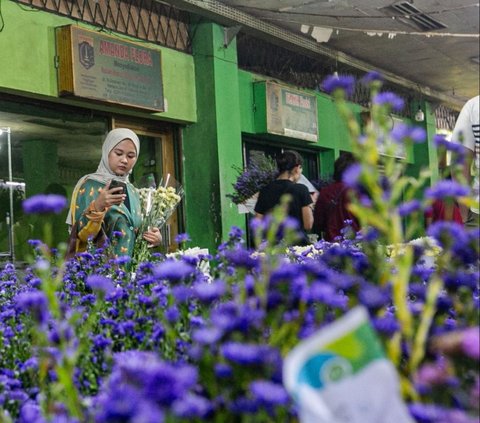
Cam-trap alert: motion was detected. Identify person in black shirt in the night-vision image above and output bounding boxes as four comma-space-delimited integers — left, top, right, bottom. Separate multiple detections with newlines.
254, 150, 313, 244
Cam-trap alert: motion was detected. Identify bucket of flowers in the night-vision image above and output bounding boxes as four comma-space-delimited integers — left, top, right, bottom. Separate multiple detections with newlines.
227, 152, 277, 213
132, 173, 184, 265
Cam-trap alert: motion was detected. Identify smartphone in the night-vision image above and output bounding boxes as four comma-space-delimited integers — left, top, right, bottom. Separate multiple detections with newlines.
109, 179, 127, 195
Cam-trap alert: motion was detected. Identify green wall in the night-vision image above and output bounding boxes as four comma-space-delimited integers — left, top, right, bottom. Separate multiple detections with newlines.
0, 4, 439, 251
0, 1, 196, 124
237, 69, 362, 179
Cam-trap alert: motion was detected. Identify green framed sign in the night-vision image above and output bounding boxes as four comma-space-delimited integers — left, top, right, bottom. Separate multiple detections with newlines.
263, 81, 318, 142
56, 25, 164, 112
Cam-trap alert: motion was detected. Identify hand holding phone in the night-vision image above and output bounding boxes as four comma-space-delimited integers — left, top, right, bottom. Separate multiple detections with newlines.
109, 179, 127, 195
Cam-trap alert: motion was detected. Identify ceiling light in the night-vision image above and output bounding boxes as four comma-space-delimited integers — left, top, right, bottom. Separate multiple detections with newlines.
415, 107, 425, 122
311, 26, 333, 43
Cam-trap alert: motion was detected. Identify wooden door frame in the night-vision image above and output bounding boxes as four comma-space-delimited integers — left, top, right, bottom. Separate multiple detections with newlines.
112, 117, 182, 251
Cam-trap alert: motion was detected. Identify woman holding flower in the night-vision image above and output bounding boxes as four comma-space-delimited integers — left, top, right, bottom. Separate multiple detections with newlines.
66, 128, 162, 257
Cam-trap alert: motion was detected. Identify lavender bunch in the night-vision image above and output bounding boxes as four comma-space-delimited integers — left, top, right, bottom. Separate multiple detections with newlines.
227, 153, 277, 205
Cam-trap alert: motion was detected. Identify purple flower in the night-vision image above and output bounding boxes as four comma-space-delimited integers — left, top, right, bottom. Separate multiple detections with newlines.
434, 134, 467, 161
229, 226, 244, 239
249, 380, 289, 406
224, 248, 258, 269
193, 280, 226, 303
390, 123, 426, 144
15, 291, 48, 324
175, 233, 191, 243
321, 74, 355, 96
360, 70, 384, 85
153, 260, 195, 281
229, 396, 259, 414
214, 363, 233, 378
171, 285, 192, 303
221, 342, 272, 365
108, 351, 198, 406
398, 199, 422, 217
408, 403, 478, 423
113, 255, 130, 265
192, 327, 223, 345
427, 221, 467, 250
86, 275, 114, 295
408, 402, 447, 422
342, 163, 362, 188
172, 393, 211, 418
461, 327, 480, 359
358, 282, 390, 311
415, 359, 449, 387
165, 306, 180, 323
409, 126, 427, 143
372, 92, 405, 112
425, 180, 470, 199
92, 334, 112, 350
22, 194, 67, 214
19, 401, 46, 423
372, 312, 399, 336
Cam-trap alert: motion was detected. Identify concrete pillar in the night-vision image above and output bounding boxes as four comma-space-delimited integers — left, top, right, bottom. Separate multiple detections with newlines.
182, 22, 245, 250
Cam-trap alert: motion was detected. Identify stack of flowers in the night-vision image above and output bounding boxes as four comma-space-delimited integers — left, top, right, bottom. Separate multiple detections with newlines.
227, 153, 277, 213
132, 174, 184, 264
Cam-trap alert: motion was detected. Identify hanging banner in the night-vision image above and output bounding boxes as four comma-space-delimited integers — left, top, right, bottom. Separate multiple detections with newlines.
266, 82, 318, 142
56, 25, 164, 112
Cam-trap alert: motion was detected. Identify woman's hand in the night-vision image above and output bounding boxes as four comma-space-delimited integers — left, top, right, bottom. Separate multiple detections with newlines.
94, 181, 126, 211
143, 227, 162, 248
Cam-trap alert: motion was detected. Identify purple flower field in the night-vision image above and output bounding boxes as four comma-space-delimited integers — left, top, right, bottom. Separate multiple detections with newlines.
0, 220, 478, 422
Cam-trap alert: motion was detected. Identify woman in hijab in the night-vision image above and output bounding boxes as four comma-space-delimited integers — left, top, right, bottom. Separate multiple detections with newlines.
66, 128, 162, 257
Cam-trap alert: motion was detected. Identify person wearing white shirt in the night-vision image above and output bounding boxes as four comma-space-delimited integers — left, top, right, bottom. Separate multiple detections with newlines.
450, 95, 479, 227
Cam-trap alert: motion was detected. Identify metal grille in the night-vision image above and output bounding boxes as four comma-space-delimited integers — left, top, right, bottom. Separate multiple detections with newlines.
434, 104, 459, 131
237, 33, 413, 119
13, 0, 191, 52
387, 2, 447, 32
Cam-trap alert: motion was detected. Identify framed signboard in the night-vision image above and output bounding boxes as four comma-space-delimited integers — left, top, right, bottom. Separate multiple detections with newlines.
56, 25, 164, 112
265, 82, 318, 142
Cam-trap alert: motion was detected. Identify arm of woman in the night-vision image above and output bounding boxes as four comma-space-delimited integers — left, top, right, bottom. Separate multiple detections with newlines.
302, 205, 314, 231
297, 185, 313, 231
75, 182, 108, 243
75, 180, 124, 244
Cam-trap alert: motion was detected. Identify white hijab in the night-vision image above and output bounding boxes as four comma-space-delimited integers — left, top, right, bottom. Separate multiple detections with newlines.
66, 128, 140, 225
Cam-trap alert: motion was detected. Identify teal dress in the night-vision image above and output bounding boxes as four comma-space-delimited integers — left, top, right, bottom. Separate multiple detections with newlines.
73, 179, 143, 257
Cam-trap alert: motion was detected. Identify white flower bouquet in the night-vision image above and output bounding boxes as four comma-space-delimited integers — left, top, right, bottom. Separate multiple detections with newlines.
132, 174, 184, 264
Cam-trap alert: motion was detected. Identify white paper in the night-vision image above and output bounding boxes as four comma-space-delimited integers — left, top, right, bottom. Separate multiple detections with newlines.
283, 306, 414, 423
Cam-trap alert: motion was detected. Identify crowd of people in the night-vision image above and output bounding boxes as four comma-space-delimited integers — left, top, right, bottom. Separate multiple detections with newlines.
62, 94, 478, 256
253, 94, 478, 244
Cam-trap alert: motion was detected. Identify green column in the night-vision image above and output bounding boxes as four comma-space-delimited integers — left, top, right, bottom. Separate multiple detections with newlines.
182, 22, 244, 251
405, 100, 437, 237
406, 100, 438, 183
22, 139, 59, 196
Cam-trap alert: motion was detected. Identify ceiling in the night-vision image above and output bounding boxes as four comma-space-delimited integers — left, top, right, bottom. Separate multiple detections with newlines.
214, 0, 479, 106
160, 0, 479, 108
